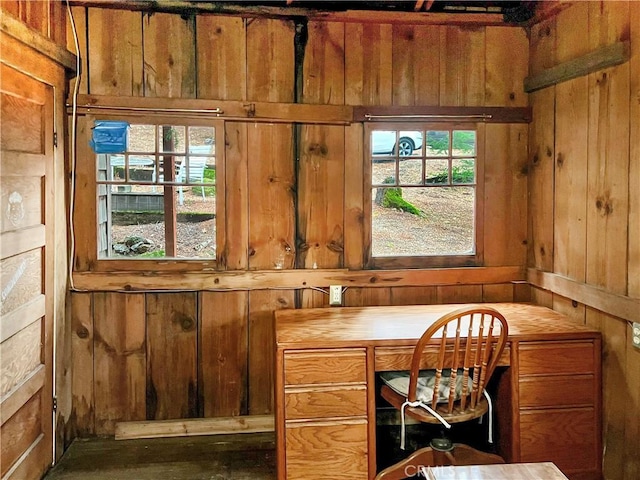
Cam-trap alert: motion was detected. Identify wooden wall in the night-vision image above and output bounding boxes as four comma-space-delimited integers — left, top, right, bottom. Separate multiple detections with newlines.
528, 1, 640, 479
61, 6, 531, 443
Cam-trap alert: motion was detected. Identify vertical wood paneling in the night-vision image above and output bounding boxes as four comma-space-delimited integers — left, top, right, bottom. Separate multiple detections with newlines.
302, 21, 344, 105
436, 285, 483, 304
200, 291, 248, 417
246, 18, 295, 102
248, 290, 294, 415
297, 125, 344, 269
630, 1, 640, 299
223, 122, 249, 270
485, 27, 528, 106
344, 123, 364, 270
50, 0, 67, 47
391, 25, 440, 105
390, 286, 437, 305
484, 124, 528, 266
439, 26, 485, 106
23, 0, 48, 37
196, 15, 246, 100
87, 8, 143, 96
146, 293, 197, 420
142, 13, 196, 98
70, 293, 94, 436
247, 124, 295, 270
93, 293, 145, 434
344, 23, 392, 106
344, 287, 391, 307
482, 284, 515, 303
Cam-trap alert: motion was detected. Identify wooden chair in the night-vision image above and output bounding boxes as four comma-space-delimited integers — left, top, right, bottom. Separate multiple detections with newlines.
377, 306, 508, 478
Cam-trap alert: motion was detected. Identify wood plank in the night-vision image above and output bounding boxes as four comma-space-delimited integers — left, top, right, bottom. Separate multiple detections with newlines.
391, 24, 439, 106
439, 25, 485, 106
0, 295, 45, 343
0, 9, 76, 70
482, 284, 515, 303
200, 291, 248, 417
0, 176, 43, 234
483, 124, 528, 267
1, 393, 43, 477
528, 16, 556, 77
50, 0, 68, 46
527, 269, 640, 323
0, 321, 41, 398
0, 365, 44, 426
296, 125, 344, 270
93, 293, 146, 435
72, 265, 526, 291
196, 15, 246, 100
222, 122, 249, 270
436, 285, 483, 304
485, 26, 528, 106
524, 41, 630, 93
142, 12, 195, 98
73, 94, 353, 124
0, 249, 42, 317
247, 124, 295, 270
553, 77, 588, 283
70, 292, 94, 436
87, 8, 143, 95
146, 293, 197, 420
527, 88, 555, 272
115, 415, 274, 440
389, 286, 437, 305
2, 433, 48, 480
344, 23, 392, 106
630, 0, 640, 300
343, 123, 364, 270
22, 0, 48, 37
246, 18, 294, 102
0, 226, 45, 261
344, 287, 391, 307
302, 21, 344, 105
248, 290, 294, 415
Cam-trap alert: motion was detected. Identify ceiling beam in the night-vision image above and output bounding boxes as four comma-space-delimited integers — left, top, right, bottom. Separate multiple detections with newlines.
68, 0, 510, 26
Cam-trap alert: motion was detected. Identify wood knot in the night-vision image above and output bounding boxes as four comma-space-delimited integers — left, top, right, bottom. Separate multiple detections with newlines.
308, 143, 328, 156
76, 326, 89, 339
595, 196, 613, 216
180, 316, 194, 331
556, 152, 564, 167
546, 146, 553, 157
540, 246, 545, 256
532, 153, 540, 165
509, 92, 516, 100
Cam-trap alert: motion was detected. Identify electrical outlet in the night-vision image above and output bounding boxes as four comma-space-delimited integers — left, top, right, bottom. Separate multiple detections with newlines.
633, 323, 640, 350
329, 285, 342, 306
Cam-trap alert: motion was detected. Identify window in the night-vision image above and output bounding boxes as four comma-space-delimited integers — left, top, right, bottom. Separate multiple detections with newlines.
366, 123, 481, 268
94, 120, 220, 260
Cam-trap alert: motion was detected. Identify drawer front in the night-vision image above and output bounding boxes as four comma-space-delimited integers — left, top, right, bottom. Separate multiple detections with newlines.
285, 385, 367, 420
284, 349, 366, 385
519, 341, 595, 376
285, 420, 368, 480
519, 374, 595, 408
519, 408, 598, 472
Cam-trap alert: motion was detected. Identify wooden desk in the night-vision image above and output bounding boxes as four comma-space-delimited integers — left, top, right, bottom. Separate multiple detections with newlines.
422, 461, 569, 480
274, 303, 602, 480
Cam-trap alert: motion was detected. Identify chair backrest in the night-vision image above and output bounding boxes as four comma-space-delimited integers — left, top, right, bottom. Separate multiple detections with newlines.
407, 306, 508, 414
177, 156, 207, 183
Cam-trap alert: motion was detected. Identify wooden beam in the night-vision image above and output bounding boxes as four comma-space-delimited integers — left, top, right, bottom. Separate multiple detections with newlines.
527, 268, 640, 323
353, 106, 532, 123
0, 11, 77, 72
70, 94, 353, 125
72, 266, 525, 291
68, 0, 509, 26
524, 40, 630, 93
115, 415, 274, 440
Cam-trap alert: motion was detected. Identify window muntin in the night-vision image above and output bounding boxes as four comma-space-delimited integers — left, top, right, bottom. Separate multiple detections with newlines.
95, 121, 218, 260
369, 124, 478, 262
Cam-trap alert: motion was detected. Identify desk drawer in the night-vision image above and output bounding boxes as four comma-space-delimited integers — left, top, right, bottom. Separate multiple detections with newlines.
519, 341, 595, 375
375, 346, 510, 371
284, 349, 366, 385
285, 385, 367, 420
519, 374, 595, 408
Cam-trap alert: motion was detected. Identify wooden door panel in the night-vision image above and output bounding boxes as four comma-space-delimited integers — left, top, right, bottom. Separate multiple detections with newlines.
0, 60, 53, 479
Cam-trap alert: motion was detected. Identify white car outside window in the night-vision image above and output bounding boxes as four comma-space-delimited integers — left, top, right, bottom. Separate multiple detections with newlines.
371, 131, 423, 156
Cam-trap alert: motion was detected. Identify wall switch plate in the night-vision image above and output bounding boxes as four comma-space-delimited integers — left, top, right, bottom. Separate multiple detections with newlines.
633, 323, 640, 350
329, 285, 342, 306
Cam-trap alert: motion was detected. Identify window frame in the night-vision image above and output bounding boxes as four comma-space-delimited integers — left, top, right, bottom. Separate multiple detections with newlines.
74, 113, 225, 272
363, 121, 485, 269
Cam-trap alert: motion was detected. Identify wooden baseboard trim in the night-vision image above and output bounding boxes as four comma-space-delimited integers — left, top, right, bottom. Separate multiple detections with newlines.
527, 268, 639, 323
114, 415, 275, 440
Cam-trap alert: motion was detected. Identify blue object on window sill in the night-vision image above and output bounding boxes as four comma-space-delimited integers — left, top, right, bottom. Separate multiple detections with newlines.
90, 121, 129, 153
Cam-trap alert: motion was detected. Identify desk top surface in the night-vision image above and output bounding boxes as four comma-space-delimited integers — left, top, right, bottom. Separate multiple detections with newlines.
275, 303, 600, 349
422, 462, 568, 480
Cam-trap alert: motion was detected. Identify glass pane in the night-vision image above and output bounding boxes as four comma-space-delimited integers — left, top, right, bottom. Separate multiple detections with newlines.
399, 158, 423, 185
101, 154, 122, 183
426, 159, 449, 184
426, 131, 449, 156
452, 158, 475, 184
371, 130, 396, 157
371, 186, 475, 257
452, 130, 476, 155
159, 155, 185, 183
128, 124, 155, 152
397, 131, 422, 157
372, 158, 397, 186
189, 126, 215, 154
159, 125, 186, 154
128, 155, 155, 182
